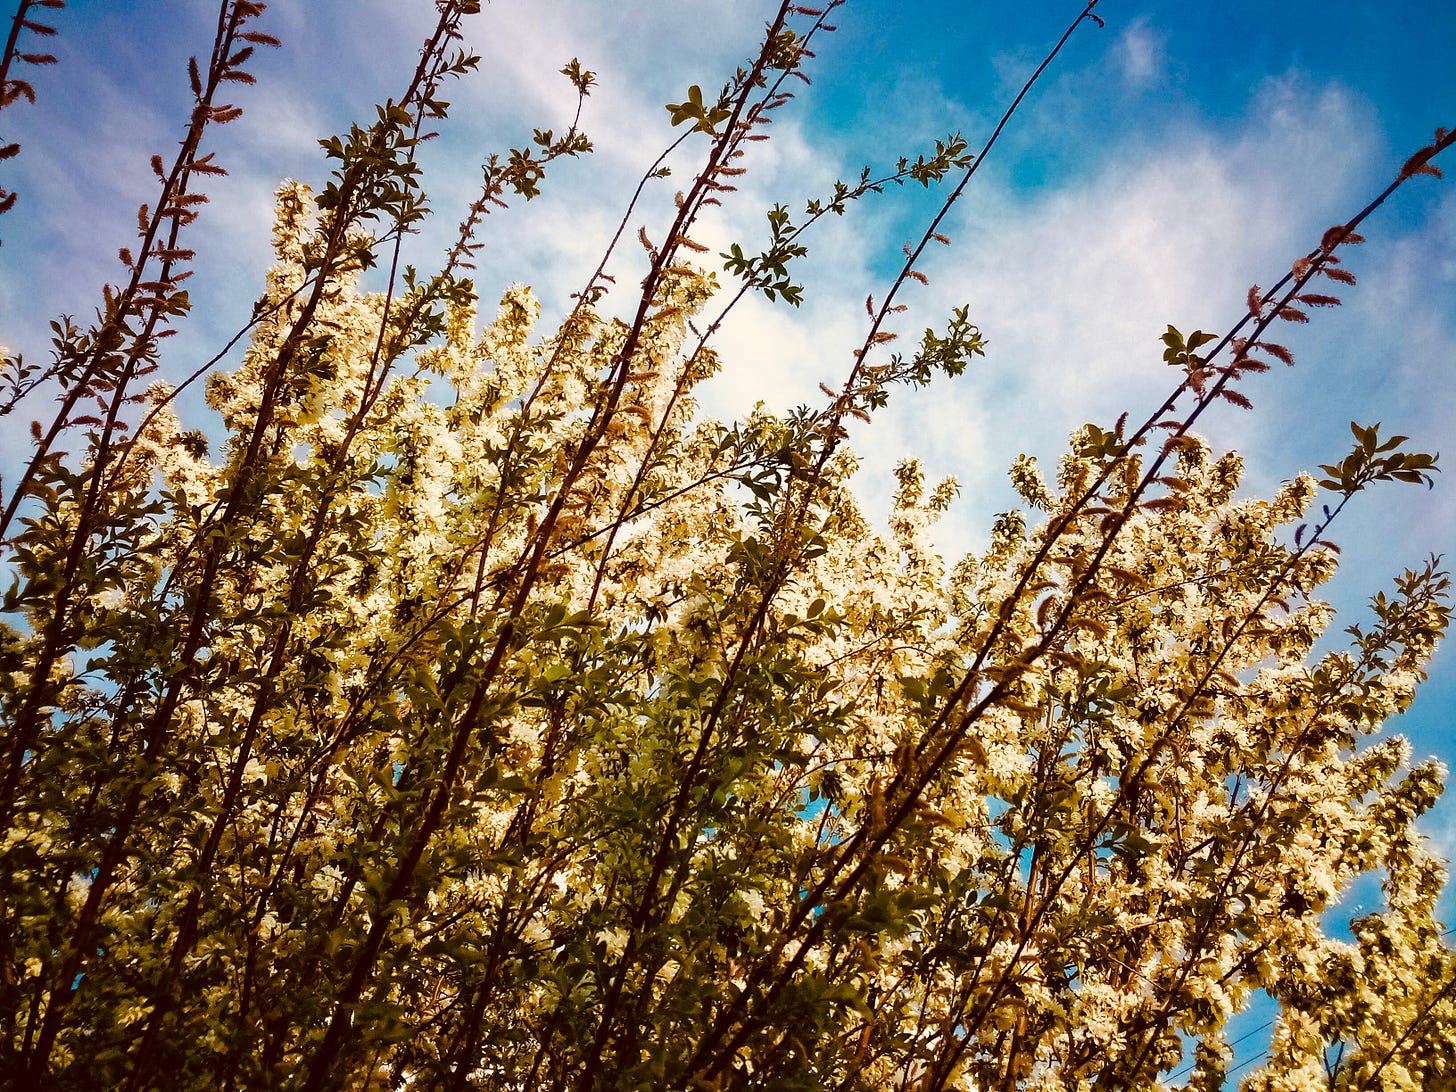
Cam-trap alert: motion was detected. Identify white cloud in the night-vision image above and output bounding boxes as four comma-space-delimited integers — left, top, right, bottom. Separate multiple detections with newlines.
1113, 19, 1163, 88
842, 77, 1398, 557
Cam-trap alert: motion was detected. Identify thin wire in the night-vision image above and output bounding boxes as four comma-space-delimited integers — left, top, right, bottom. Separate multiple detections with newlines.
1168, 1018, 1275, 1081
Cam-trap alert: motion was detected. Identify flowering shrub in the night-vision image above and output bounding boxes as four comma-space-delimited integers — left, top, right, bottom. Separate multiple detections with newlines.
1, 2, 1453, 1090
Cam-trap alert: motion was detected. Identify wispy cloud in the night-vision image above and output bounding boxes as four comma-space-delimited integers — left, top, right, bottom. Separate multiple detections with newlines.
799, 77, 1383, 547
1113, 18, 1163, 89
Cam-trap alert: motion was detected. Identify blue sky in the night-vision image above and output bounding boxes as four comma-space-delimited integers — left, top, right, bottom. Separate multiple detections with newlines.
2, 0, 1454, 1064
